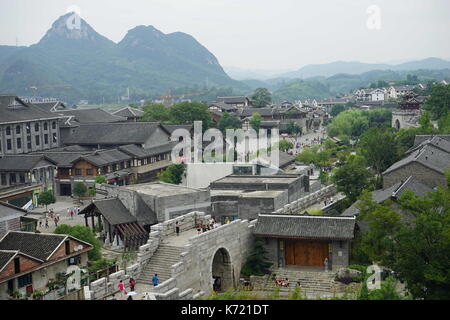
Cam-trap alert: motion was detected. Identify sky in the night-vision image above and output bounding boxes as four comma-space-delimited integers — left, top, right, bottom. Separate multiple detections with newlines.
0, 0, 449, 71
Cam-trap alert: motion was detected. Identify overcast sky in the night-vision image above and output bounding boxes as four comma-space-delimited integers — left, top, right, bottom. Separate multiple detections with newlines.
1, 0, 449, 71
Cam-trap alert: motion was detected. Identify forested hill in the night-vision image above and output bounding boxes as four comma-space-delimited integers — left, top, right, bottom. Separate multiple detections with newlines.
0, 13, 243, 104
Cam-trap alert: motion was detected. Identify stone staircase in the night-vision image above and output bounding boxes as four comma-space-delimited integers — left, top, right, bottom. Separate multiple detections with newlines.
137, 245, 184, 286
259, 269, 346, 299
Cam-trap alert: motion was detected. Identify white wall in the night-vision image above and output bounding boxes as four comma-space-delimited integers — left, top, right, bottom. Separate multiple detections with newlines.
185, 163, 233, 189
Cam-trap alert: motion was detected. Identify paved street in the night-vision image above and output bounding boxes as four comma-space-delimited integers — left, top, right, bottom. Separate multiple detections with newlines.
284, 127, 327, 156
28, 196, 89, 233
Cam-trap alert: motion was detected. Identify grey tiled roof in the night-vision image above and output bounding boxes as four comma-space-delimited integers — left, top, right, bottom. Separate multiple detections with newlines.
254, 214, 356, 240
0, 155, 56, 171
0, 202, 27, 222
162, 124, 193, 134
0, 231, 67, 261
118, 142, 176, 158
112, 107, 144, 118
0, 250, 17, 272
0, 95, 61, 124
341, 176, 433, 217
57, 108, 126, 124
62, 122, 167, 145
413, 135, 450, 148
81, 199, 137, 226
217, 96, 248, 104
383, 144, 450, 175
82, 149, 132, 167
239, 108, 273, 117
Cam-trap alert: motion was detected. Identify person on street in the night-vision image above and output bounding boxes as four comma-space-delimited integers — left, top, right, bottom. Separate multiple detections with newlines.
152, 274, 159, 287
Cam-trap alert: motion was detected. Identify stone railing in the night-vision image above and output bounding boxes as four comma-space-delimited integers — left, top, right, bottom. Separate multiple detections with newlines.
273, 184, 337, 215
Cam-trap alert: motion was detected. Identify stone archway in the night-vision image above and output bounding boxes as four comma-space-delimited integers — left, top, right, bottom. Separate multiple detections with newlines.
211, 247, 234, 292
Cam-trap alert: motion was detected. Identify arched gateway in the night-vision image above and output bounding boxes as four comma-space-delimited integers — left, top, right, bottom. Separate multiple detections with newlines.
211, 248, 233, 292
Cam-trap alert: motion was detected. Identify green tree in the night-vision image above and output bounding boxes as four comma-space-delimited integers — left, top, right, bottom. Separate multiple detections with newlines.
37, 191, 56, 212
217, 112, 241, 133
169, 101, 212, 131
249, 112, 262, 132
332, 155, 373, 202
278, 140, 293, 152
423, 83, 450, 120
54, 225, 102, 261
251, 88, 272, 108
141, 102, 170, 122
331, 104, 346, 117
240, 239, 272, 276
295, 145, 320, 164
358, 128, 399, 176
95, 176, 107, 184
286, 121, 302, 136
158, 163, 186, 185
73, 182, 88, 200
354, 178, 450, 300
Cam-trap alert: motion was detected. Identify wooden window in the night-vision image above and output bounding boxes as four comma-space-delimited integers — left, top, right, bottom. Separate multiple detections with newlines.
86, 168, 93, 176
17, 273, 32, 288
5, 126, 11, 135
43, 122, 48, 130
35, 135, 40, 146
52, 121, 56, 130
6, 139, 12, 150
34, 123, 39, 132
16, 138, 21, 149
44, 134, 49, 145
75, 168, 82, 176
16, 125, 21, 134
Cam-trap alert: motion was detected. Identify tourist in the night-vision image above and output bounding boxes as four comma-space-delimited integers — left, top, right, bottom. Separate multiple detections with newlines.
45, 219, 49, 229
129, 278, 136, 291
127, 295, 133, 300
175, 221, 180, 236
54, 217, 58, 227
152, 274, 159, 286
118, 280, 126, 295
39, 220, 42, 228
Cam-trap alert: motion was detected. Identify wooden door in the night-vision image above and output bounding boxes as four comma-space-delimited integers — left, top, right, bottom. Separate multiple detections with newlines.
285, 240, 329, 267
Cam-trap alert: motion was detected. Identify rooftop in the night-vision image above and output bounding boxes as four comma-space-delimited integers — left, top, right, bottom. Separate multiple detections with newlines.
122, 182, 205, 197
0, 95, 61, 124
254, 214, 356, 240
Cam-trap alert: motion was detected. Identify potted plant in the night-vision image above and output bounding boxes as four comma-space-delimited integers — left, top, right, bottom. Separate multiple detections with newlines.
32, 290, 43, 300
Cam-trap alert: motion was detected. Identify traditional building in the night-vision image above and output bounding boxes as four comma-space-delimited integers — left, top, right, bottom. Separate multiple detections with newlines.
112, 107, 144, 122
0, 95, 61, 156
254, 214, 355, 269
0, 155, 57, 208
0, 231, 92, 300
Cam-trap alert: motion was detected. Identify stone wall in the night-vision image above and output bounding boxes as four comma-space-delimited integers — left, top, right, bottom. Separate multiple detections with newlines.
331, 240, 350, 270
170, 218, 257, 296
273, 184, 337, 215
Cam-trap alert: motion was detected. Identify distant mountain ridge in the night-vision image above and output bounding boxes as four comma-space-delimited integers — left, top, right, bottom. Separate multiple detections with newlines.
279, 57, 450, 79
0, 13, 241, 103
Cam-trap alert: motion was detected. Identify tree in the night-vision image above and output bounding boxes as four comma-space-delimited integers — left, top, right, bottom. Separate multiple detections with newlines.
423, 83, 450, 120
296, 145, 320, 164
358, 128, 399, 176
169, 101, 212, 131
249, 112, 262, 132
73, 182, 87, 200
332, 155, 374, 202
158, 163, 186, 185
141, 102, 170, 122
95, 176, 107, 184
286, 121, 301, 136
217, 112, 241, 133
354, 177, 450, 300
278, 140, 293, 152
54, 225, 102, 261
37, 191, 56, 212
331, 104, 346, 117
240, 239, 272, 276
251, 88, 272, 108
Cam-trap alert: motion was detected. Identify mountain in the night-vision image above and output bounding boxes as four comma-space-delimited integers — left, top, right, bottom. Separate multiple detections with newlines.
0, 13, 242, 103
223, 66, 289, 80
280, 58, 450, 79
